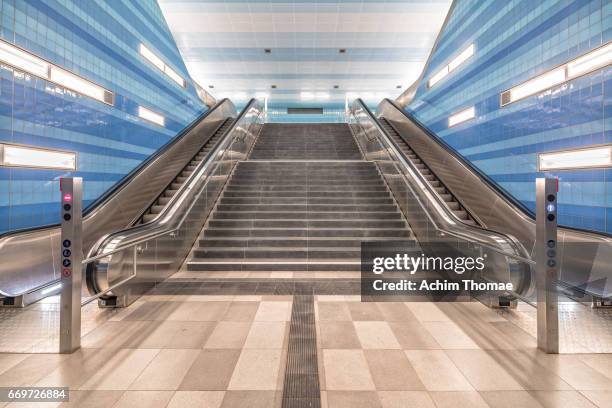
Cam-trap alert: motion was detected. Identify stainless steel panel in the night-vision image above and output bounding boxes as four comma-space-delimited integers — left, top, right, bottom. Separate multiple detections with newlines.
0, 99, 238, 299
376, 98, 612, 299
86, 100, 265, 306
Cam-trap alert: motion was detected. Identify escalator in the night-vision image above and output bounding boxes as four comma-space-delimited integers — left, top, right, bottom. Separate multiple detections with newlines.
378, 118, 478, 226
85, 101, 532, 307
375, 98, 612, 302
0, 99, 240, 306
138, 118, 234, 224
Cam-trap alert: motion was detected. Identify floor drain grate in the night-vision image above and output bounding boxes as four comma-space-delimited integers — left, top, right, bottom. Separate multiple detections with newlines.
282, 294, 320, 408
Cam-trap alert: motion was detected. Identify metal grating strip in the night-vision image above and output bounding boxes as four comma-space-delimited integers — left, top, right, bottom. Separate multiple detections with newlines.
282, 294, 321, 408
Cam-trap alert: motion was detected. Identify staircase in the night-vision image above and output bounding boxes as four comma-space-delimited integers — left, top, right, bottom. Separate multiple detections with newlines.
186, 123, 415, 274
139, 118, 235, 224
378, 118, 477, 226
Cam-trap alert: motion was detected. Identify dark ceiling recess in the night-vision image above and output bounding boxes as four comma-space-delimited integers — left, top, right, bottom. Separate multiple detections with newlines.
208, 85, 214, 88
288, 107, 324, 114
339, 48, 346, 53
271, 84, 277, 89
333, 85, 339, 89
396, 85, 402, 88
264, 48, 271, 53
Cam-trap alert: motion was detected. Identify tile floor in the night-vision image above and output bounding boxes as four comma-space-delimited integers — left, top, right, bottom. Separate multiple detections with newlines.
315, 297, 612, 408
0, 293, 612, 407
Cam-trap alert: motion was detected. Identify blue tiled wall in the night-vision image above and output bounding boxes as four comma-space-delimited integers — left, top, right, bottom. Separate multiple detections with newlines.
405, 0, 611, 234
0, 0, 206, 234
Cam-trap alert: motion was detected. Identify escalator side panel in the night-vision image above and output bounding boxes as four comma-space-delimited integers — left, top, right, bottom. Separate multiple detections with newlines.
89, 100, 264, 307
377, 98, 612, 299
0, 100, 237, 299
377, 99, 536, 254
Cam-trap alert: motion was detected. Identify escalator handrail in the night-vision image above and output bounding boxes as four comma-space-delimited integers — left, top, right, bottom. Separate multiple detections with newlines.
352, 98, 534, 265
0, 99, 229, 240
83, 99, 262, 264
382, 98, 612, 239
127, 117, 233, 227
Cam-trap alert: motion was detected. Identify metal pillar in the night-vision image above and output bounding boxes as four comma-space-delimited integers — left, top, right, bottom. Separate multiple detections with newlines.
59, 177, 82, 353
536, 177, 559, 353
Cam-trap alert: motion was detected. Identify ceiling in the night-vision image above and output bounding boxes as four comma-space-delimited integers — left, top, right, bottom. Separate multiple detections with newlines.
158, 0, 451, 109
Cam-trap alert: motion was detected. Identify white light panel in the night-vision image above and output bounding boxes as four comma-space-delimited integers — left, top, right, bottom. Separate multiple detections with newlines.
448, 106, 475, 127
0, 40, 48, 77
139, 43, 165, 71
502, 42, 612, 106
0, 38, 112, 105
538, 145, 612, 171
1, 144, 77, 170
428, 43, 474, 88
509, 67, 565, 103
140, 43, 186, 88
448, 43, 475, 71
164, 65, 186, 87
138, 106, 165, 127
50, 67, 107, 103
567, 42, 612, 79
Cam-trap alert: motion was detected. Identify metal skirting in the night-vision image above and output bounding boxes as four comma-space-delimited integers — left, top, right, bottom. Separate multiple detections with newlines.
282, 294, 320, 408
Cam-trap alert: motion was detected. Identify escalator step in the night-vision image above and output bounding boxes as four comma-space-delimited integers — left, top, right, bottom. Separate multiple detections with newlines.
151, 205, 164, 214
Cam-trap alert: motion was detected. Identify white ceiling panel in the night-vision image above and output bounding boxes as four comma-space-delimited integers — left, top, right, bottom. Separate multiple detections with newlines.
158, 0, 451, 108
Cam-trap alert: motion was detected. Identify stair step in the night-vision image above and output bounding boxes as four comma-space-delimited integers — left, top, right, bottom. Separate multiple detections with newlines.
218, 197, 395, 205
187, 260, 361, 272
215, 204, 399, 212
207, 220, 407, 228
213, 211, 401, 220
204, 228, 412, 238
222, 191, 388, 198
193, 247, 361, 259
199, 237, 414, 247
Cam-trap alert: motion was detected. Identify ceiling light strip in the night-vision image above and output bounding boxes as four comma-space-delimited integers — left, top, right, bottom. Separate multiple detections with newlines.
428, 43, 475, 88
0, 38, 113, 105
538, 145, 612, 171
139, 43, 186, 88
0, 143, 77, 170
501, 42, 612, 107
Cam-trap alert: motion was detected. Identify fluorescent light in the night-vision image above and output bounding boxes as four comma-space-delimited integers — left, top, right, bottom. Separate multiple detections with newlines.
509, 67, 565, 103
448, 43, 475, 71
139, 43, 164, 71
232, 92, 247, 100
448, 106, 475, 127
164, 65, 185, 87
255, 92, 269, 99
538, 145, 612, 171
428, 43, 474, 88
41, 283, 62, 295
50, 67, 107, 103
138, 106, 165, 126
300, 92, 314, 100
0, 39, 49, 77
140, 43, 186, 88
567, 42, 612, 79
0, 39, 112, 105
315, 92, 330, 99
428, 67, 448, 87
1, 144, 77, 170
502, 43, 612, 107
